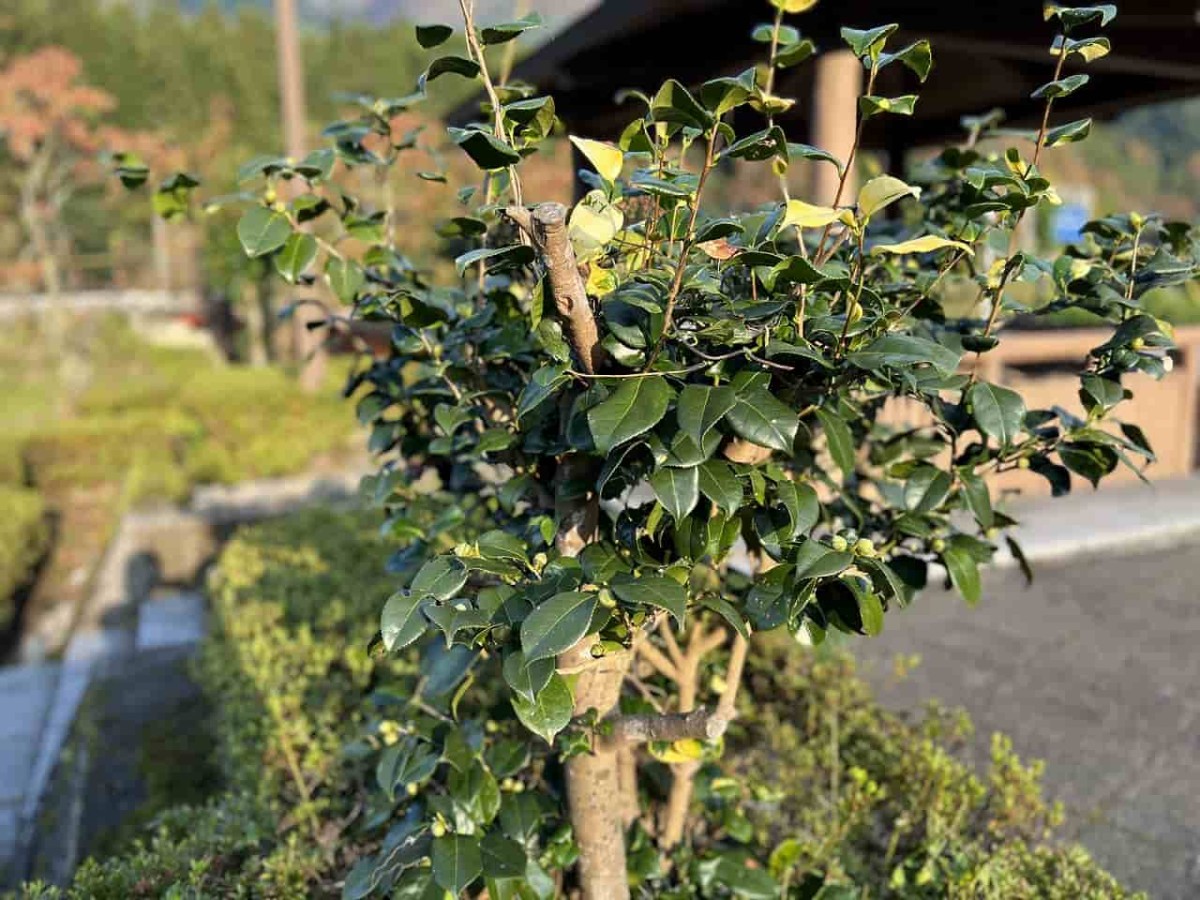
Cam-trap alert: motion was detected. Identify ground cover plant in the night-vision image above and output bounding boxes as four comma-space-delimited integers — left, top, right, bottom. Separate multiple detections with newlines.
16, 507, 1141, 899
107, 0, 1198, 896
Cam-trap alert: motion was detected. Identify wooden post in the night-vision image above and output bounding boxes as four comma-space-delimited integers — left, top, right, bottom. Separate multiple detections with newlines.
275, 0, 326, 392
811, 50, 863, 206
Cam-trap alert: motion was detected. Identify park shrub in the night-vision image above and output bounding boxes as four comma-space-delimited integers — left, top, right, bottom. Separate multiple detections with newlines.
18, 508, 1140, 898
108, 0, 1199, 895
0, 484, 50, 628
16, 340, 355, 499
0, 438, 25, 486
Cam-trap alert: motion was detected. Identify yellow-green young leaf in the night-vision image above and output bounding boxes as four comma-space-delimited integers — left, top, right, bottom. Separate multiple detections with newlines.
857, 175, 921, 219
569, 136, 624, 183
647, 739, 706, 764
872, 235, 974, 256
770, 0, 819, 12
780, 200, 842, 230
569, 191, 623, 262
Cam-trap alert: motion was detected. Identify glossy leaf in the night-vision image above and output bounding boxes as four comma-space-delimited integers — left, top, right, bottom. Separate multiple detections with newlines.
650, 465, 699, 521
967, 382, 1026, 446
698, 461, 744, 516
726, 389, 799, 454
237, 206, 291, 257
677, 385, 737, 445
943, 543, 982, 605
520, 591, 597, 662
816, 408, 854, 477
432, 835, 482, 895
587, 376, 673, 454
611, 573, 688, 626
511, 673, 573, 743
381, 591, 427, 652
274, 232, 317, 283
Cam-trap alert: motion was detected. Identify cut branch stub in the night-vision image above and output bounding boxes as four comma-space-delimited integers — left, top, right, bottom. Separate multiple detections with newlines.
606, 706, 733, 747
505, 202, 606, 374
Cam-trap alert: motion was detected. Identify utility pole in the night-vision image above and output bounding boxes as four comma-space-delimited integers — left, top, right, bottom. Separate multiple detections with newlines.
275, 0, 307, 167
274, 0, 326, 392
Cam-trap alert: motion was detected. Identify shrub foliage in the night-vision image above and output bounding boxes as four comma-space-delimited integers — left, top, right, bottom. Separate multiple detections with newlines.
109, 0, 1197, 896
20, 509, 1141, 899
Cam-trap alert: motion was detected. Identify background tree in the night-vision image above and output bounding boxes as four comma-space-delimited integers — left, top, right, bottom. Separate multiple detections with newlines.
0, 47, 116, 293
120, 1, 1198, 897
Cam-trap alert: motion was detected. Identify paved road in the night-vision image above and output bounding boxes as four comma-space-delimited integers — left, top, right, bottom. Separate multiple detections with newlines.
854, 537, 1200, 899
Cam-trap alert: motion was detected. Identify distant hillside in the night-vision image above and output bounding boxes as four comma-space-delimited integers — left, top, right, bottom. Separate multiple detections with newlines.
175, 0, 596, 28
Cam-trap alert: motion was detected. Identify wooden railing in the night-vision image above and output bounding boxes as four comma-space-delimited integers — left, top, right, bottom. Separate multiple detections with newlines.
884, 326, 1200, 494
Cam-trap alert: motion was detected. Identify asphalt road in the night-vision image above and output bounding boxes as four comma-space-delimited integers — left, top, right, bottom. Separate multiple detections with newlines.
853, 537, 1200, 900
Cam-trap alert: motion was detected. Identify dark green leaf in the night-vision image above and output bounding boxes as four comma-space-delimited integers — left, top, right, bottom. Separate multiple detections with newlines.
586, 376, 673, 454
511, 673, 573, 743
274, 233, 317, 283
381, 591, 427, 652
650, 79, 712, 129
904, 465, 953, 514
698, 461, 744, 516
520, 591, 597, 662
792, 540, 853, 580
816, 408, 854, 477
848, 334, 961, 375
943, 543, 981, 605
1044, 3, 1117, 30
726, 389, 799, 454
455, 244, 535, 277
412, 557, 469, 601
449, 127, 522, 169
480, 833, 527, 879
1031, 73, 1089, 100
1043, 118, 1092, 148
967, 382, 1025, 446
503, 650, 554, 703
326, 257, 365, 304
841, 24, 898, 59
959, 469, 994, 530
423, 56, 480, 83
415, 23, 453, 48
611, 573, 688, 627
517, 365, 569, 420
677, 385, 738, 445
432, 835, 482, 895
650, 466, 700, 522
237, 206, 291, 258
481, 13, 543, 45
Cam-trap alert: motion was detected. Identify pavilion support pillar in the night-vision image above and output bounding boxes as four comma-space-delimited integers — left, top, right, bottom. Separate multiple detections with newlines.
811, 50, 863, 206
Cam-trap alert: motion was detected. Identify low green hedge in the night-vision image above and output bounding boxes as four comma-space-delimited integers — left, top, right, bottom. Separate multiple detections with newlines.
18, 508, 1141, 899
0, 485, 50, 628
22, 366, 354, 501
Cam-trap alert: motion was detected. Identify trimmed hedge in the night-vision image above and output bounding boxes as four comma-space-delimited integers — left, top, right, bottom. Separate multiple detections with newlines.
18, 509, 1141, 899
0, 485, 50, 628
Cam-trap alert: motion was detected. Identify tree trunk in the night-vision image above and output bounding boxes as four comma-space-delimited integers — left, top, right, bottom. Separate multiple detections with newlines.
243, 280, 269, 367
560, 641, 633, 900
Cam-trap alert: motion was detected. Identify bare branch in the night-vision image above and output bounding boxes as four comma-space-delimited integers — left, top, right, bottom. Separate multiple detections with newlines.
606, 707, 732, 747
715, 632, 749, 723
504, 203, 606, 374
636, 638, 680, 683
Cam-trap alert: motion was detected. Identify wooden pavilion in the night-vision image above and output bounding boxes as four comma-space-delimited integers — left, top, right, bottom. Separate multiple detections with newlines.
494, 0, 1200, 202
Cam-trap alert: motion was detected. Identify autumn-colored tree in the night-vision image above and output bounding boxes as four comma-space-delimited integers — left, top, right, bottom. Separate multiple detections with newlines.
0, 46, 119, 292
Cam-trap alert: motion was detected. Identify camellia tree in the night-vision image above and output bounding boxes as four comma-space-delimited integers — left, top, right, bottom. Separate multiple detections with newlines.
120, 1, 1197, 897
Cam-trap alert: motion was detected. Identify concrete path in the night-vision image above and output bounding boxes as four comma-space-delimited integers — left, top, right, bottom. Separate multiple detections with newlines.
854, 477, 1200, 900
0, 664, 57, 869
0, 593, 205, 884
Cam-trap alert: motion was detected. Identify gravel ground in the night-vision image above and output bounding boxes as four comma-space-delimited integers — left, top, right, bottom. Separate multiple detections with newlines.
853, 537, 1200, 900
